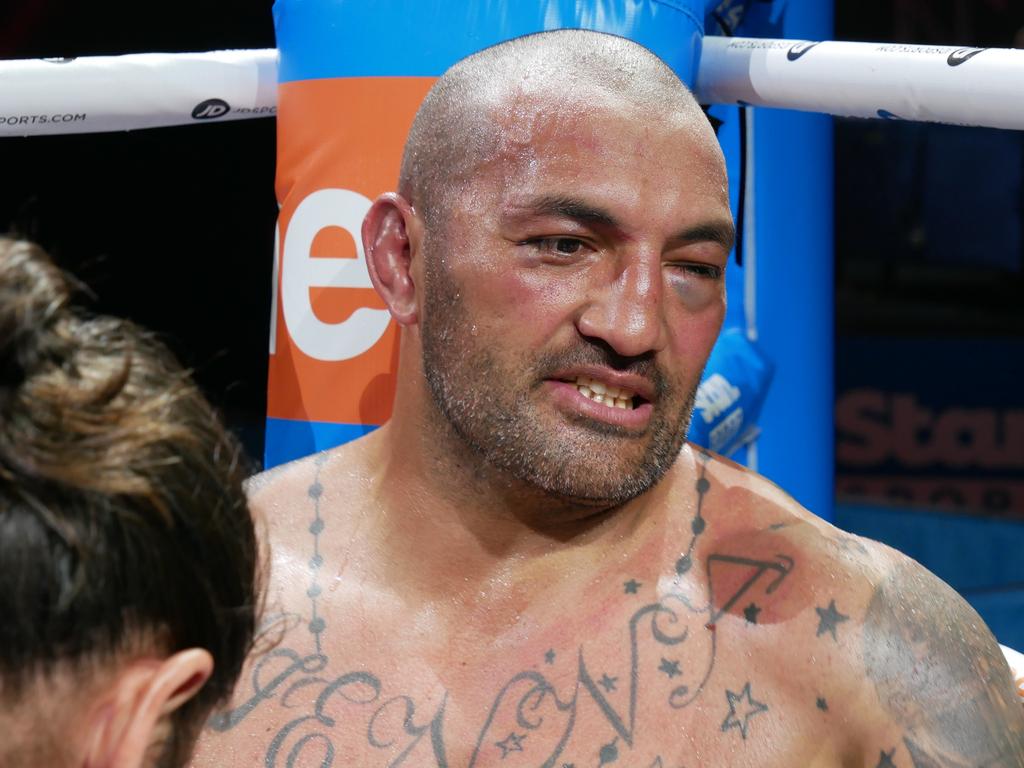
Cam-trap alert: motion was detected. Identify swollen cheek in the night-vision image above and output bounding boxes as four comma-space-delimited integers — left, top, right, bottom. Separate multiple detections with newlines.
669, 306, 724, 348
670, 281, 725, 313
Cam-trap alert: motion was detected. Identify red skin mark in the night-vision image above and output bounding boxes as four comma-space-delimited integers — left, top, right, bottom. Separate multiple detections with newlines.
701, 529, 806, 625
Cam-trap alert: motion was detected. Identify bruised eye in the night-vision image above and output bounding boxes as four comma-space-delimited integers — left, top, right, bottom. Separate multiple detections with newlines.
668, 262, 723, 280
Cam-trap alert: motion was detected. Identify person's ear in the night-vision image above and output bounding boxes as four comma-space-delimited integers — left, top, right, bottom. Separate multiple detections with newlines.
83, 649, 213, 768
362, 192, 422, 326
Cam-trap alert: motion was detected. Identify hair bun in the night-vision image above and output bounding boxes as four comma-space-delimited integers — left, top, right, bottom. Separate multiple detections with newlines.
0, 238, 75, 391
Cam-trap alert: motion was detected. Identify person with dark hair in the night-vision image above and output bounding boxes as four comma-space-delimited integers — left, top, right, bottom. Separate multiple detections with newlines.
0, 237, 260, 767
196, 30, 1024, 767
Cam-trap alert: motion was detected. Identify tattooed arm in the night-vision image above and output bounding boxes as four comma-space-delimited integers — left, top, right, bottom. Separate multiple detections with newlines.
861, 557, 1024, 767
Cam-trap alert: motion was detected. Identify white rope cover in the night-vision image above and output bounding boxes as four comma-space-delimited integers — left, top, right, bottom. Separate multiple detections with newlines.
0, 49, 277, 137
695, 37, 1024, 130
2, 40, 1023, 137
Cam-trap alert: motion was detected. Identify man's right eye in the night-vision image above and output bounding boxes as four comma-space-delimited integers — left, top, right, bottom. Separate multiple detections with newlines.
528, 237, 586, 256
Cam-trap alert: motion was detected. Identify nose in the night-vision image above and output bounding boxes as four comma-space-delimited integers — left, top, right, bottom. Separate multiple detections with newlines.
575, 250, 668, 358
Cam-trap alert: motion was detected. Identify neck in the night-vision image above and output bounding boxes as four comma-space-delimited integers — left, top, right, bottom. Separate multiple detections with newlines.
362, 390, 667, 597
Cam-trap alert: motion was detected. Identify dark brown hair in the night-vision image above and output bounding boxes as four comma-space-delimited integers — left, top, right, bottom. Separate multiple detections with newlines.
0, 238, 259, 765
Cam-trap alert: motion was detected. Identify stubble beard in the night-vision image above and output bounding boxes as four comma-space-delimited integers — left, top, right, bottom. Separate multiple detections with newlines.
419, 254, 698, 507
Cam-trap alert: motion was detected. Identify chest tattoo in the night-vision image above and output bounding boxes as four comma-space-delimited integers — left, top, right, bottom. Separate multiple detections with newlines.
211, 452, 798, 767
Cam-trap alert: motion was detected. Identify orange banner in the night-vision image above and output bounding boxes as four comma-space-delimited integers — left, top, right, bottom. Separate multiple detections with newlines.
269, 77, 435, 427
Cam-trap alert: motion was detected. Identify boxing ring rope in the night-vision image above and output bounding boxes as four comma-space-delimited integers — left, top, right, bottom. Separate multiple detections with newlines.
3, 39, 1024, 137
0, 49, 278, 136
2, 37, 1023, 697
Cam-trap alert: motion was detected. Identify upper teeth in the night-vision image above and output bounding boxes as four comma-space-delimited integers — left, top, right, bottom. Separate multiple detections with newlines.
573, 376, 636, 410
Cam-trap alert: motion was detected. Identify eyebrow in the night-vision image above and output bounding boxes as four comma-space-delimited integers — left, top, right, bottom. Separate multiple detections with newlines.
511, 195, 620, 229
509, 194, 736, 252
673, 221, 736, 253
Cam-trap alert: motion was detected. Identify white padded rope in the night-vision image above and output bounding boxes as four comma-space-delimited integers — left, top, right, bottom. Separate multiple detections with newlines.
0, 49, 277, 137
695, 37, 1024, 131
3, 39, 1024, 137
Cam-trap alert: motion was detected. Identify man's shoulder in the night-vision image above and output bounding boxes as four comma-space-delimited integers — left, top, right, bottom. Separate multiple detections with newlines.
243, 450, 321, 502
245, 437, 371, 509
681, 446, 1024, 764
814, 537, 1024, 764
679, 444, 850, 546
857, 542, 1024, 764
688, 444, 817, 518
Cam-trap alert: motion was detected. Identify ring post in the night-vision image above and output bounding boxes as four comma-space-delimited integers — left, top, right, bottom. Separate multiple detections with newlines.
729, 0, 835, 520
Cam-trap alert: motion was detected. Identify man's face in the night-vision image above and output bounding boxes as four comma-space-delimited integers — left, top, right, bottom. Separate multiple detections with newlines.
418, 96, 733, 506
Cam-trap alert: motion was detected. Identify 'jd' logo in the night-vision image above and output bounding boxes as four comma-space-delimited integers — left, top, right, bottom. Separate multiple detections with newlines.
192, 99, 231, 120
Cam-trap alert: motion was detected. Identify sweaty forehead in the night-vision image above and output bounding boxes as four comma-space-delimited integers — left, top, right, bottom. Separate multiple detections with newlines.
401, 30, 723, 228
497, 85, 709, 151
469, 92, 727, 207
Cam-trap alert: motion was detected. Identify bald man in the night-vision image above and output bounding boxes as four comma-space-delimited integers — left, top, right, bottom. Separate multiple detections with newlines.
191, 30, 1024, 767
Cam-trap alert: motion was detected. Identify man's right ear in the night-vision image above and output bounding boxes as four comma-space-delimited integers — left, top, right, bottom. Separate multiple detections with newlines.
362, 192, 421, 326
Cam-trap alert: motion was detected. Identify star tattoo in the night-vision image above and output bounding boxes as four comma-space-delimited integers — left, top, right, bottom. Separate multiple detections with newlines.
598, 673, 618, 692
496, 732, 526, 758
816, 696, 828, 711
875, 748, 897, 768
623, 578, 641, 594
721, 682, 769, 740
658, 658, 682, 678
544, 649, 556, 664
743, 602, 761, 624
815, 599, 850, 641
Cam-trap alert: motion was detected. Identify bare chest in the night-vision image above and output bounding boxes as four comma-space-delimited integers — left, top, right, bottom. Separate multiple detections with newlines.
199, 570, 856, 768
196, 451, 876, 767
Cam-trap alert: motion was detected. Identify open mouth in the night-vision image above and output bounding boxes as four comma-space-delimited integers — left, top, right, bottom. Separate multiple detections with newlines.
565, 374, 647, 411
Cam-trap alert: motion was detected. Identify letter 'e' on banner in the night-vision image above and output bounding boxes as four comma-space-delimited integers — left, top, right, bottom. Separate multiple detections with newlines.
267, 76, 435, 467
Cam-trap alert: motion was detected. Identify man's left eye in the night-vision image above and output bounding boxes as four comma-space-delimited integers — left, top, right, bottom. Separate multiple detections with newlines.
669, 262, 723, 279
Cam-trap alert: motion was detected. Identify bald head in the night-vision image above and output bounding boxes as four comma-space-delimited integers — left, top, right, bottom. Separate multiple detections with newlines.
398, 29, 714, 228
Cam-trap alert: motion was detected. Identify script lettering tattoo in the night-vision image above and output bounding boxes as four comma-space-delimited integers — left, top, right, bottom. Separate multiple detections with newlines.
863, 561, 1024, 767
206, 645, 328, 732
212, 453, 796, 766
